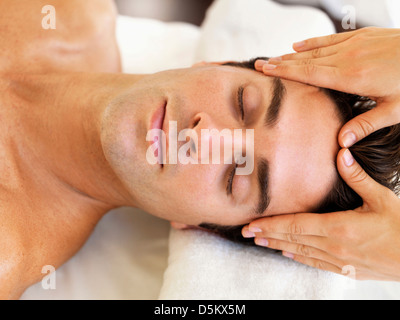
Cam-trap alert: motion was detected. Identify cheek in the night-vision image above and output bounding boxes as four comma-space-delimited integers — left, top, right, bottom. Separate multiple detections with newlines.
166, 165, 225, 221
232, 174, 254, 205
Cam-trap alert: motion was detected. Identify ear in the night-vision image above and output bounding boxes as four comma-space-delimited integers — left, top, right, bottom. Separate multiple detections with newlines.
191, 60, 234, 68
170, 222, 193, 230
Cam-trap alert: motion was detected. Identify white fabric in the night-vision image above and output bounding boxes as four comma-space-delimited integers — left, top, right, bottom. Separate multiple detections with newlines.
278, 0, 400, 28
22, 208, 171, 300
159, 229, 353, 300
117, 15, 200, 73
160, 230, 400, 300
320, 0, 400, 28
195, 0, 335, 61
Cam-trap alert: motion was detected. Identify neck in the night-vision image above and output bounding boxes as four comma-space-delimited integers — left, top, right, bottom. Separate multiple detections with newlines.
9, 73, 144, 214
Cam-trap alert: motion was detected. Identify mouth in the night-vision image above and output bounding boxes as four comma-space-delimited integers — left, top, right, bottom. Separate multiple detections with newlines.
149, 100, 168, 167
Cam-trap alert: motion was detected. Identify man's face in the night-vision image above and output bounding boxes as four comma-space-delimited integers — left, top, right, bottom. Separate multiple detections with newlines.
101, 65, 341, 226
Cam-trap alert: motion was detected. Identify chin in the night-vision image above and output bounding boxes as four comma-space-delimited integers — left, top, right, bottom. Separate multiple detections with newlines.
100, 106, 147, 186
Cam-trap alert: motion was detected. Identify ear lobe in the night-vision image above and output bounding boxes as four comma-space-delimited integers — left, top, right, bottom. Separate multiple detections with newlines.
170, 222, 192, 230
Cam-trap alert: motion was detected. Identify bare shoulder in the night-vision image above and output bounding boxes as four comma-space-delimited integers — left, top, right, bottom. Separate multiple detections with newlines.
0, 195, 105, 299
0, 0, 120, 73
0, 205, 29, 299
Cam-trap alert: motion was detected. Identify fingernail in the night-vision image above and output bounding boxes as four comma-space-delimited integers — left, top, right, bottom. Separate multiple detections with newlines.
293, 41, 305, 49
248, 226, 262, 233
343, 149, 355, 167
243, 230, 255, 238
255, 59, 268, 69
255, 238, 269, 247
263, 64, 277, 71
283, 251, 294, 259
342, 131, 357, 148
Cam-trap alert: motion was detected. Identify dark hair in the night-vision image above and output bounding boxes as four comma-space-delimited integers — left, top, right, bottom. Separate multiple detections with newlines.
200, 57, 400, 245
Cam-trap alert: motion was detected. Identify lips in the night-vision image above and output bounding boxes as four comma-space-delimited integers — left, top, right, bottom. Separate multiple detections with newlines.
150, 102, 166, 132
149, 101, 167, 165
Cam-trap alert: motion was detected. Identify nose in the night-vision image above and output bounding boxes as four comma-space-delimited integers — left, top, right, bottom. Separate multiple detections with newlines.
189, 113, 251, 166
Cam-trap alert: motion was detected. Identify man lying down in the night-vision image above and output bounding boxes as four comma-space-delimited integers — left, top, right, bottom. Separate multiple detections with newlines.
1, 0, 399, 299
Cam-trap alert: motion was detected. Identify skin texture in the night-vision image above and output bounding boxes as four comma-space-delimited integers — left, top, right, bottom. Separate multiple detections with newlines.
0, 0, 342, 298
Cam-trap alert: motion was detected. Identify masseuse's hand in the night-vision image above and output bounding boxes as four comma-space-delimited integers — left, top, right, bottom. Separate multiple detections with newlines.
242, 149, 400, 281
255, 27, 400, 148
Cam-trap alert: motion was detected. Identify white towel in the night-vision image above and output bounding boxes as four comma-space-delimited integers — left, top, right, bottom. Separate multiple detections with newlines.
159, 229, 354, 300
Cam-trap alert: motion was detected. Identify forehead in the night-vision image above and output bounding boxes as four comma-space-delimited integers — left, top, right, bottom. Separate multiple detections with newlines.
261, 79, 341, 215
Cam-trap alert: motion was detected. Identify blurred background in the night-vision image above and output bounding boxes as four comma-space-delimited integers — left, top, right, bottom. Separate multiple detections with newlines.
115, 0, 214, 26
115, 0, 400, 31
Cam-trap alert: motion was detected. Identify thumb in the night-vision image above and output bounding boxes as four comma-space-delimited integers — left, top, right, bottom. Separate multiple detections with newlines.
337, 149, 389, 206
339, 101, 400, 148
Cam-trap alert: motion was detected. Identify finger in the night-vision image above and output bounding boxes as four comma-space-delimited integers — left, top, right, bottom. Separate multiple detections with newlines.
294, 27, 400, 52
268, 56, 336, 68
281, 251, 344, 275
255, 237, 344, 267
255, 56, 335, 72
337, 148, 390, 204
274, 45, 339, 62
292, 31, 358, 52
259, 63, 341, 90
339, 101, 400, 148
248, 213, 328, 237
258, 232, 328, 251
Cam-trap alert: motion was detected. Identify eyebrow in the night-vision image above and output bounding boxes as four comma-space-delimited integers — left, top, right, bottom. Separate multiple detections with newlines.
265, 77, 286, 127
255, 159, 270, 215
254, 78, 287, 215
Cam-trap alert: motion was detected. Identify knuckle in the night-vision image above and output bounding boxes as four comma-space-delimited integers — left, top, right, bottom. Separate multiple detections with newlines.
311, 47, 322, 59
300, 58, 313, 66
297, 244, 311, 257
349, 165, 369, 184
356, 117, 375, 137
285, 233, 299, 243
288, 220, 304, 236
314, 260, 327, 271
303, 63, 317, 78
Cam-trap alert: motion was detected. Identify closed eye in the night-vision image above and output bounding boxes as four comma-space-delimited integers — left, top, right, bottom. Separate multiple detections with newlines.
238, 86, 245, 120
226, 164, 238, 195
